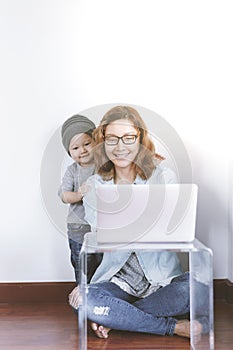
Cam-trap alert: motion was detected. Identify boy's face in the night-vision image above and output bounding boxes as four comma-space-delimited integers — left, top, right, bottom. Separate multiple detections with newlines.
69, 133, 94, 167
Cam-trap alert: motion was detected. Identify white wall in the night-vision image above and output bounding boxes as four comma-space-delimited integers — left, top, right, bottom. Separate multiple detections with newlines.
0, 0, 232, 282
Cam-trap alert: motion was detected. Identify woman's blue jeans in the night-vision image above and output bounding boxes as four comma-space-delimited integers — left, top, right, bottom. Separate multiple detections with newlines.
87, 272, 209, 336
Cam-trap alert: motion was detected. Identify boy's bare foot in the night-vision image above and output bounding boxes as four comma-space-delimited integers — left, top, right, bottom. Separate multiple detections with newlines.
174, 319, 202, 339
90, 322, 111, 339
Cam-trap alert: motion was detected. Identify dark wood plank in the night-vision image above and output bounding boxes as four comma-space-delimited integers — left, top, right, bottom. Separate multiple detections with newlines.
214, 300, 233, 349
87, 330, 190, 349
0, 303, 78, 350
0, 300, 232, 349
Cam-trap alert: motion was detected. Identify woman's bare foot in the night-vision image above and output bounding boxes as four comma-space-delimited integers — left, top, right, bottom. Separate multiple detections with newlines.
68, 286, 80, 310
174, 319, 202, 339
90, 322, 111, 339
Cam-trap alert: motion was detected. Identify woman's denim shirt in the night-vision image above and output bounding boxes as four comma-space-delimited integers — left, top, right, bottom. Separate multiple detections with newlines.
90, 248, 182, 287
83, 165, 182, 286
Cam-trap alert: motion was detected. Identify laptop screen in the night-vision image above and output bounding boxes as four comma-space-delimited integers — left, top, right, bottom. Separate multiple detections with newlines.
96, 184, 197, 243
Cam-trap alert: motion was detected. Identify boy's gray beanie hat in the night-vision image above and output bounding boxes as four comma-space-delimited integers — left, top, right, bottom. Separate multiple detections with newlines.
61, 114, 96, 154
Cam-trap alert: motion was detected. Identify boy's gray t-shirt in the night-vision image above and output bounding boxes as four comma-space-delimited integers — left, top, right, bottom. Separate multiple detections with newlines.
58, 162, 95, 225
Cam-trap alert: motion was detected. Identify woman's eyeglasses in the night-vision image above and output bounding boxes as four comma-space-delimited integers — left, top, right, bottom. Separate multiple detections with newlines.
104, 134, 138, 145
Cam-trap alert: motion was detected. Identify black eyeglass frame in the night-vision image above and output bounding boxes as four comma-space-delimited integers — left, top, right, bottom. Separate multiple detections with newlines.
104, 134, 138, 145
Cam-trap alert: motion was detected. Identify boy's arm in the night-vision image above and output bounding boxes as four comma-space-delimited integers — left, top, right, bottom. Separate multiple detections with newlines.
61, 183, 91, 204
59, 165, 87, 204
61, 189, 83, 204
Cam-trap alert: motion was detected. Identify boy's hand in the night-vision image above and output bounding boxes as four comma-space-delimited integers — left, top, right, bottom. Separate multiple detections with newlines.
78, 183, 91, 198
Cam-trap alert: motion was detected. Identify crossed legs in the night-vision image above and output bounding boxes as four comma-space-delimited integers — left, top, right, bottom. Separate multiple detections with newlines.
87, 273, 208, 339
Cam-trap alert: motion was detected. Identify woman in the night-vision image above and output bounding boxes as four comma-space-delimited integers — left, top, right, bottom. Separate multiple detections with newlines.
81, 106, 207, 339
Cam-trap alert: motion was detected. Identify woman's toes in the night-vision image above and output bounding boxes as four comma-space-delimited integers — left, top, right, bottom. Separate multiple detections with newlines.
90, 322, 98, 331
98, 325, 111, 338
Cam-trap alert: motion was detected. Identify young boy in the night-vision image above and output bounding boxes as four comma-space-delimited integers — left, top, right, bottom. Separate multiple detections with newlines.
58, 114, 101, 284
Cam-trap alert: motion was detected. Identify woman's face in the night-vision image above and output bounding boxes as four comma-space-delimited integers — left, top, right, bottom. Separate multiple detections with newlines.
104, 119, 140, 169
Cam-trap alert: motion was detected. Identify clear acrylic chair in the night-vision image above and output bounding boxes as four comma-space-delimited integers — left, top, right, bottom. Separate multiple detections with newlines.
79, 233, 214, 350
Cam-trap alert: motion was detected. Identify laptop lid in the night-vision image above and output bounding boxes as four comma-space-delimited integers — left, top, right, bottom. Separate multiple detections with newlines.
96, 184, 198, 243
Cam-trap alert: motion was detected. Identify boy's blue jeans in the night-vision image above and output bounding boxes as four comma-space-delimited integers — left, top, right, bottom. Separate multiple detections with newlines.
68, 224, 102, 284
87, 272, 209, 336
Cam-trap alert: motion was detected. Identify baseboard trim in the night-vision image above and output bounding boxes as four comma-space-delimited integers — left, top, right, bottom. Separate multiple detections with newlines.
0, 282, 76, 304
0, 279, 232, 304
214, 279, 233, 304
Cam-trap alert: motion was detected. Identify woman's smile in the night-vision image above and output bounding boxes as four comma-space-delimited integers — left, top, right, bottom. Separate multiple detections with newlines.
112, 152, 130, 159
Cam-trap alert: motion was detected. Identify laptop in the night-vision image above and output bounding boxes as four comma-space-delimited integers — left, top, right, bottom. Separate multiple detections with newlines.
96, 184, 198, 244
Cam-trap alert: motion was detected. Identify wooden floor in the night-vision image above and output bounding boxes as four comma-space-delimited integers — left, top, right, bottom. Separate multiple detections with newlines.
0, 300, 232, 350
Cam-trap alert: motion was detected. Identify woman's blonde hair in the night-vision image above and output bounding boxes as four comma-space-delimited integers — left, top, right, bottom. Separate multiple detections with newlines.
93, 106, 156, 181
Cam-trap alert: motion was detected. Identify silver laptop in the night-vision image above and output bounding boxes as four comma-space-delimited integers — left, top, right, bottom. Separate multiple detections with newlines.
96, 184, 198, 243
